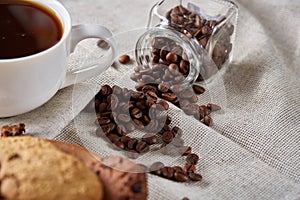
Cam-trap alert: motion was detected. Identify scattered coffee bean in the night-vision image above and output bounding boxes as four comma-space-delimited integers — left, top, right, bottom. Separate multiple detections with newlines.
174, 171, 189, 182
188, 172, 203, 181
192, 84, 206, 94
118, 54, 131, 64
136, 141, 150, 153
161, 166, 174, 179
184, 162, 196, 173
1, 123, 26, 137
186, 153, 199, 165
207, 103, 221, 111
97, 39, 109, 49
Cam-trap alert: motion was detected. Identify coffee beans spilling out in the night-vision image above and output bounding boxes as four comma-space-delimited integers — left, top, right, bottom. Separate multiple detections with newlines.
131, 79, 218, 125
90, 84, 221, 183
138, 5, 234, 81
1, 123, 25, 137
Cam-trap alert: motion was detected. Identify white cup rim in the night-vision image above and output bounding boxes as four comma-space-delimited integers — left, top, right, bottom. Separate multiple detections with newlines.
0, 0, 71, 63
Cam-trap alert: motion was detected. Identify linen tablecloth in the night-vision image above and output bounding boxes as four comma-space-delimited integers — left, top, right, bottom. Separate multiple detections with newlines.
1, 0, 299, 199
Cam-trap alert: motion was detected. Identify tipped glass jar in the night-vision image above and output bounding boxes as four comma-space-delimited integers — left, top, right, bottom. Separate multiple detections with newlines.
134, 0, 238, 87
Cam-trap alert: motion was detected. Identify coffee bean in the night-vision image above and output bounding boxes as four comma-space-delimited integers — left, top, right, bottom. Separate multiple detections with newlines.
184, 162, 196, 173
97, 39, 109, 49
131, 107, 143, 119
161, 92, 177, 102
207, 103, 221, 111
186, 153, 199, 165
157, 99, 169, 110
162, 131, 174, 143
166, 52, 179, 63
203, 115, 212, 126
174, 171, 189, 182
158, 82, 170, 93
188, 172, 202, 181
136, 141, 150, 153
127, 138, 138, 150
192, 85, 206, 94
100, 85, 112, 96
97, 117, 111, 126
120, 135, 131, 145
107, 134, 120, 143
161, 167, 174, 179
118, 54, 131, 64
113, 141, 125, 150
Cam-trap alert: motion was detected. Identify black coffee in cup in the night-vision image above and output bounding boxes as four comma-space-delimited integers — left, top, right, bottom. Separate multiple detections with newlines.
0, 0, 63, 59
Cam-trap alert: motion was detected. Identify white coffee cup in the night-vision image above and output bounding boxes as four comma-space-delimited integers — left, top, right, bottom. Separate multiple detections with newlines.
0, 0, 116, 118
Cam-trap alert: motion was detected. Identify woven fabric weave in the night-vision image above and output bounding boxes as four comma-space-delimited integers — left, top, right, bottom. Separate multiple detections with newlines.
1, 0, 299, 199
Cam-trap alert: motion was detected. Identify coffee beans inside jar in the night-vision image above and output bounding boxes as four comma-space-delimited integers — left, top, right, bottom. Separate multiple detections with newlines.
135, 4, 235, 82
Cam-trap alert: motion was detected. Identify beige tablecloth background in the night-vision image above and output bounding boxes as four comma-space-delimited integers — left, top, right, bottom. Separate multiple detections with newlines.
1, 0, 300, 199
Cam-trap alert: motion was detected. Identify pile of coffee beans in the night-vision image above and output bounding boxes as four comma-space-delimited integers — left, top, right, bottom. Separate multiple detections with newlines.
138, 5, 234, 81
89, 84, 221, 183
1, 123, 25, 137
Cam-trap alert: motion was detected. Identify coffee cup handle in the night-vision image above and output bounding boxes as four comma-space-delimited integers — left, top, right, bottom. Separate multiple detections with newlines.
61, 24, 116, 88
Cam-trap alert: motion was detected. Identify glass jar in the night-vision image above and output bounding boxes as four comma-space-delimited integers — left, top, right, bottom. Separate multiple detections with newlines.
135, 0, 238, 86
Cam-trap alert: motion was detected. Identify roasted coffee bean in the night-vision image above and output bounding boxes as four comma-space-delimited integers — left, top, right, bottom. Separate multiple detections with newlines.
188, 172, 202, 181
157, 99, 169, 110
107, 134, 120, 143
203, 115, 212, 126
100, 123, 116, 135
100, 84, 112, 96
136, 141, 150, 153
97, 117, 111, 126
192, 85, 206, 94
97, 39, 109, 49
182, 197, 190, 200
161, 166, 174, 179
199, 105, 210, 118
174, 171, 189, 182
158, 82, 169, 92
161, 92, 177, 102
98, 102, 108, 113
186, 153, 199, 165
142, 133, 158, 145
116, 125, 126, 136
207, 103, 221, 111
120, 135, 131, 145
118, 54, 131, 64
127, 138, 138, 150
113, 141, 125, 150
162, 131, 174, 143
166, 52, 179, 63
184, 162, 196, 173
131, 107, 143, 119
